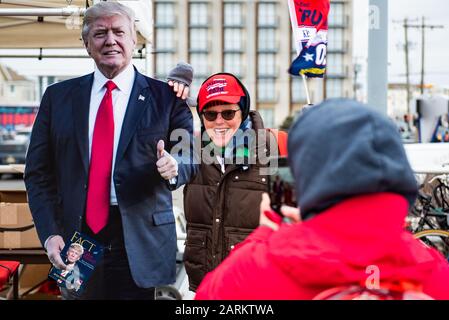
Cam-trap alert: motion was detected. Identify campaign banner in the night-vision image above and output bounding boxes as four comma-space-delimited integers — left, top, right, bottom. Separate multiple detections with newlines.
288, 0, 330, 78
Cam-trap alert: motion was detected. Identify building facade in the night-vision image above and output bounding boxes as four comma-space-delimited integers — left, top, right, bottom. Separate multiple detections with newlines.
388, 83, 449, 118
152, 0, 353, 128
0, 64, 35, 104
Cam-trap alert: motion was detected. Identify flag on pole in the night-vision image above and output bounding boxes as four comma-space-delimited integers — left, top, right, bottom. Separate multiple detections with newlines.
288, 0, 330, 78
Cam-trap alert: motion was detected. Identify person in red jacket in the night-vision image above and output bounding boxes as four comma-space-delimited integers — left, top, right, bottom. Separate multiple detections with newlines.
195, 99, 449, 300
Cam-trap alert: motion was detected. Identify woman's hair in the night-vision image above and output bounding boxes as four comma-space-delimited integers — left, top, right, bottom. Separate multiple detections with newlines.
203, 101, 232, 110
81, 2, 136, 43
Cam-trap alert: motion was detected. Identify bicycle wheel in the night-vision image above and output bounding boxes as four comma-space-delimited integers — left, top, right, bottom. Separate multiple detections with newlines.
407, 206, 442, 233
414, 229, 449, 260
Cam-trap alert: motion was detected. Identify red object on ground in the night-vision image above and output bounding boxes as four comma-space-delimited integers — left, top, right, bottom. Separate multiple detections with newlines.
0, 261, 20, 290
37, 279, 61, 295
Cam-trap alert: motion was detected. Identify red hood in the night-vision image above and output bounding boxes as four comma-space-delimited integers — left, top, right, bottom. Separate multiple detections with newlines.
267, 193, 438, 288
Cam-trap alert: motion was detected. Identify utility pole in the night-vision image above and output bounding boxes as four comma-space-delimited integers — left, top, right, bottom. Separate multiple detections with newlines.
404, 18, 411, 113
395, 17, 443, 112
420, 17, 425, 95
413, 17, 444, 94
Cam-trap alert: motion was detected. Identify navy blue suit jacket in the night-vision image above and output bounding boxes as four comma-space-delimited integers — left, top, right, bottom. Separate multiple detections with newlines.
24, 68, 198, 288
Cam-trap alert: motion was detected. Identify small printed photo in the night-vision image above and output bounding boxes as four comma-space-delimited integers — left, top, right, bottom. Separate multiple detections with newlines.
48, 231, 104, 294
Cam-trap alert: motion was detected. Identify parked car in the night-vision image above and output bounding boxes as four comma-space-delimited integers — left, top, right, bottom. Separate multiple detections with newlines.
0, 126, 31, 165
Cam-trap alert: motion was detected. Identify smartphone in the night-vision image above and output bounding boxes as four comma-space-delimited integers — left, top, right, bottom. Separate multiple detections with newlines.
267, 156, 297, 215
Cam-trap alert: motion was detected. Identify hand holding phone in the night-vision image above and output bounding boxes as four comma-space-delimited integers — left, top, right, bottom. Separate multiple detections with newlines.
263, 209, 283, 225
260, 193, 281, 230
267, 157, 298, 217
260, 192, 301, 230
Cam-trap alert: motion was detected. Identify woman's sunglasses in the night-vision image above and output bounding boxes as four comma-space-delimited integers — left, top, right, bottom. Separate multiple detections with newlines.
202, 109, 241, 121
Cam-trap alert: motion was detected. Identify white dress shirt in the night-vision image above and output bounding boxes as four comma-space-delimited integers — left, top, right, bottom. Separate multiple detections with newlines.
216, 155, 226, 174
89, 63, 135, 205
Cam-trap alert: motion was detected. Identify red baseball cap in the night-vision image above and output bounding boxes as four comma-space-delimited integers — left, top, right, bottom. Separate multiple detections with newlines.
198, 74, 246, 113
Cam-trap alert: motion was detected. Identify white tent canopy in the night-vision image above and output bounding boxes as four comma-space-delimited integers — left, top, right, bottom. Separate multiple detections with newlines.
0, 0, 152, 49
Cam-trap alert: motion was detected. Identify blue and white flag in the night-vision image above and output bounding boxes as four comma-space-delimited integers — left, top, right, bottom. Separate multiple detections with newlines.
288, 0, 330, 78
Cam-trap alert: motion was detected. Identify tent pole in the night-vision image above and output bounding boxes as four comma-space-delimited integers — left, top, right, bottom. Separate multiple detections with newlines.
0, 7, 86, 17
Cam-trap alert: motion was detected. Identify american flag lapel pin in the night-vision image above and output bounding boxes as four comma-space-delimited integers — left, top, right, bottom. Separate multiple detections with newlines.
138, 94, 145, 101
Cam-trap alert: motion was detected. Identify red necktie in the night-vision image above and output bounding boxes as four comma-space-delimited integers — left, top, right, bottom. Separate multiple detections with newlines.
86, 80, 117, 234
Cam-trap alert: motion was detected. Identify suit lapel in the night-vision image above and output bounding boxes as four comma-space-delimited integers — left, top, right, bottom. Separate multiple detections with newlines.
72, 73, 93, 175
114, 70, 151, 167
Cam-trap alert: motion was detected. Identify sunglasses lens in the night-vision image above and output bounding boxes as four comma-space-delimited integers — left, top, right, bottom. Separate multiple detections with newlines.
221, 111, 235, 120
203, 112, 217, 121
202, 109, 239, 121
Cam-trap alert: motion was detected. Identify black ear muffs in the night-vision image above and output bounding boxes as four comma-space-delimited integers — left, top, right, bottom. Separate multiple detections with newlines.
196, 73, 251, 122
237, 81, 250, 122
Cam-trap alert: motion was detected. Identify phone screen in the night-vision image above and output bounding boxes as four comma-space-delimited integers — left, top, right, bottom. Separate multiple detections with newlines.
267, 157, 297, 214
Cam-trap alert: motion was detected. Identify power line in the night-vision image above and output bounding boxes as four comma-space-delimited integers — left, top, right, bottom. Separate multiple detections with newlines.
392, 71, 449, 76
393, 17, 444, 98
413, 17, 444, 94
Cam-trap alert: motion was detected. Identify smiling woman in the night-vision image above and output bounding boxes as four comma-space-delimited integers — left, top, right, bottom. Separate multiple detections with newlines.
202, 103, 242, 147
182, 72, 279, 292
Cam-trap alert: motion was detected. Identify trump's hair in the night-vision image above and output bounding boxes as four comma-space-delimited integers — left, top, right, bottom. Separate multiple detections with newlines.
81, 1, 136, 43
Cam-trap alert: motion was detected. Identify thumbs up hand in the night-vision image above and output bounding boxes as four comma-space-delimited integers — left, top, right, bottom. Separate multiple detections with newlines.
156, 140, 178, 180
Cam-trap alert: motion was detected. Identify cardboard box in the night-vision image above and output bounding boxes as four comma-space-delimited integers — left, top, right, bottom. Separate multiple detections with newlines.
0, 190, 41, 249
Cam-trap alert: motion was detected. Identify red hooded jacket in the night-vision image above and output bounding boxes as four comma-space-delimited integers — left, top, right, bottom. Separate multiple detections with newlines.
195, 193, 449, 300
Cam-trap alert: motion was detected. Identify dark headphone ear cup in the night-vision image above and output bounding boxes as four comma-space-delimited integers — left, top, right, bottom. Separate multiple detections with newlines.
237, 78, 251, 121
225, 73, 250, 121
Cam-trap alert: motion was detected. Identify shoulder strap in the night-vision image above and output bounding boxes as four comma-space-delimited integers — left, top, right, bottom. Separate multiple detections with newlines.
267, 128, 288, 157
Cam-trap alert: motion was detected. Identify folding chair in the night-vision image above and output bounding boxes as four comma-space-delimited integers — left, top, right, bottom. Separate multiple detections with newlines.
0, 261, 20, 300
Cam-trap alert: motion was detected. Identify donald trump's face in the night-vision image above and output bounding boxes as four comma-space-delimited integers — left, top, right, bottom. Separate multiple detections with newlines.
85, 14, 136, 79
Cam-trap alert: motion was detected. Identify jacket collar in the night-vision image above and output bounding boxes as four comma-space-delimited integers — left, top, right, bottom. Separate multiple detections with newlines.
72, 67, 150, 174
72, 73, 93, 174
203, 110, 267, 174
114, 69, 150, 168
92, 63, 135, 95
